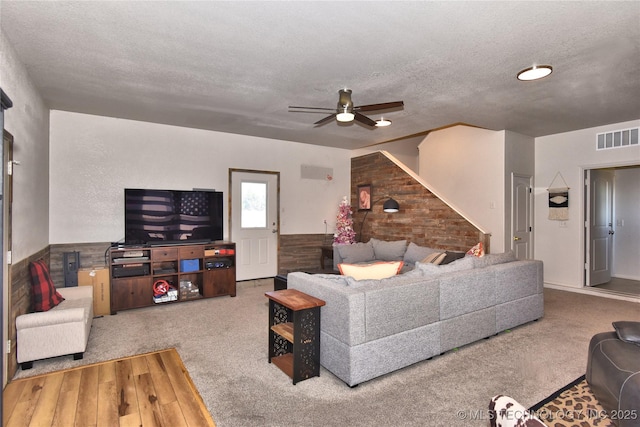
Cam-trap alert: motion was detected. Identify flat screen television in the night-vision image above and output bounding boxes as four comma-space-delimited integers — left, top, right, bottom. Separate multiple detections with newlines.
124, 188, 223, 245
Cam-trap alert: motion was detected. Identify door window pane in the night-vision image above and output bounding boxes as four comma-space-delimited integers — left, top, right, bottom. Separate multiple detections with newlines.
241, 182, 267, 228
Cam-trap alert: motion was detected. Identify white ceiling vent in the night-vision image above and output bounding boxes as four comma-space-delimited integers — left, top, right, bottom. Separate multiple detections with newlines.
596, 127, 638, 150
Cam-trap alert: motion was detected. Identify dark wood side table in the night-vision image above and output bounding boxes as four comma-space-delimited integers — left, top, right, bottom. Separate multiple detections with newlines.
320, 245, 333, 270
265, 289, 326, 384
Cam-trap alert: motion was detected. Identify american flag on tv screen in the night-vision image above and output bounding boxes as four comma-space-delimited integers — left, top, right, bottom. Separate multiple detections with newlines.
125, 190, 211, 242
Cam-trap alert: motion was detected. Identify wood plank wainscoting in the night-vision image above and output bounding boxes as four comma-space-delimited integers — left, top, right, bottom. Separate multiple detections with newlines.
8, 247, 50, 380
278, 234, 332, 274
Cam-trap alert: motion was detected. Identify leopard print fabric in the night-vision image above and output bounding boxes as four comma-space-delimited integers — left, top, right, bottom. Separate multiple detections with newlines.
531, 380, 614, 427
490, 380, 615, 427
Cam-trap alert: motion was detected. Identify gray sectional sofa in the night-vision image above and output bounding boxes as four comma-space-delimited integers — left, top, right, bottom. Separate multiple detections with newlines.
287, 251, 544, 386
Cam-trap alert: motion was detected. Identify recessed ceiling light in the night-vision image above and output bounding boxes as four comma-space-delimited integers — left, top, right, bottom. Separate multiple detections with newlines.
375, 117, 392, 127
517, 65, 553, 81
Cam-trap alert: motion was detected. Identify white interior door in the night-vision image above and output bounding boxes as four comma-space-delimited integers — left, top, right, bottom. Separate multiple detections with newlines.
511, 174, 533, 260
230, 170, 279, 281
587, 169, 614, 286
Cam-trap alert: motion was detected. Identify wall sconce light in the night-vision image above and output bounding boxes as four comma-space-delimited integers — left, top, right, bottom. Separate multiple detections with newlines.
359, 196, 400, 241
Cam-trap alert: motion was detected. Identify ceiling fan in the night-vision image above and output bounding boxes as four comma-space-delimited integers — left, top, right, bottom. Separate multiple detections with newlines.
289, 89, 404, 127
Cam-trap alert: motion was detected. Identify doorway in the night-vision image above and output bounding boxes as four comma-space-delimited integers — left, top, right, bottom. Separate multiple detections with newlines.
229, 169, 279, 281
2, 131, 13, 388
511, 174, 533, 260
584, 164, 640, 296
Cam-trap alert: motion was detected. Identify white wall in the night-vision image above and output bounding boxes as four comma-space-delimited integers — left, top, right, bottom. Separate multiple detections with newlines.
1, 29, 51, 388
418, 125, 506, 252
352, 136, 422, 173
534, 119, 640, 288
0, 31, 51, 262
613, 167, 640, 280
49, 111, 351, 244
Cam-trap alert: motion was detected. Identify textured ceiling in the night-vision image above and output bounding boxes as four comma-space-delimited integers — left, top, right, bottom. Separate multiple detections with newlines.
2, 1, 639, 150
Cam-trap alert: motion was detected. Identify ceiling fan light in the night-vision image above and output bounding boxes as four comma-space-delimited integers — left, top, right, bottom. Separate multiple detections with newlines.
336, 112, 355, 122
375, 117, 392, 127
517, 65, 553, 81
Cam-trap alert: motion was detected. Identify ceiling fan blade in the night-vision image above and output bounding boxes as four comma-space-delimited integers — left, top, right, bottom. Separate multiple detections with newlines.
314, 113, 337, 126
289, 106, 336, 111
355, 101, 404, 112
354, 112, 377, 127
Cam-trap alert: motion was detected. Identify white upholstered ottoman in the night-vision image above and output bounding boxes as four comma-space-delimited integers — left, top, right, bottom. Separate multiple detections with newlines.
16, 286, 94, 369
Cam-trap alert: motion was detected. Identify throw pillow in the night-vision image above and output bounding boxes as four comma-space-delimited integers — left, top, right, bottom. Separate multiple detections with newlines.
440, 251, 466, 265
612, 321, 640, 345
29, 260, 65, 312
489, 395, 547, 427
337, 242, 376, 264
466, 242, 485, 257
403, 242, 440, 264
338, 261, 404, 280
370, 238, 407, 261
420, 252, 446, 264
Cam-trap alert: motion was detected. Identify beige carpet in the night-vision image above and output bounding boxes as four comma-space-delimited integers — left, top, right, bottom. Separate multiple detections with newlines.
12, 281, 640, 427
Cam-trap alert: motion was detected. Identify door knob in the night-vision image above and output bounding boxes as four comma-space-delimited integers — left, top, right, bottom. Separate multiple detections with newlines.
272, 229, 278, 234
513, 237, 521, 241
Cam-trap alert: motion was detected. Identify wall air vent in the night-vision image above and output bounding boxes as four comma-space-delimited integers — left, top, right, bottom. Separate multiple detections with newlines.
596, 127, 638, 150
301, 164, 333, 180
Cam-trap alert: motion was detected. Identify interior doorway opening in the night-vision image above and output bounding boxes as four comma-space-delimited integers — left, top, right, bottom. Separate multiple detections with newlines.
583, 163, 640, 297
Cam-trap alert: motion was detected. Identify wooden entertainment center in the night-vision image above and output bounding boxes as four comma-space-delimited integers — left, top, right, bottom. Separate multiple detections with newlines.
108, 241, 236, 314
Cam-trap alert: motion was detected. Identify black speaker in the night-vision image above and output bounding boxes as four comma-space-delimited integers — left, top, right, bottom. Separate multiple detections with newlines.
63, 251, 80, 287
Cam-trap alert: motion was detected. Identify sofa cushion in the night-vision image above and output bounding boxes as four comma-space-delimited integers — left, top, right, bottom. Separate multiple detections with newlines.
473, 251, 517, 268
337, 242, 375, 264
363, 276, 440, 341
613, 321, 640, 345
416, 256, 475, 275
370, 238, 407, 261
403, 242, 440, 264
339, 261, 403, 281
29, 260, 65, 312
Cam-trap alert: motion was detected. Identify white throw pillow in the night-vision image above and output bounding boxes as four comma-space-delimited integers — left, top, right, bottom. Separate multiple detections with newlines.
338, 261, 404, 280
420, 252, 446, 264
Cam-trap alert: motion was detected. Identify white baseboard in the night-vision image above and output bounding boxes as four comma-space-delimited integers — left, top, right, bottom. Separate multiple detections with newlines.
544, 282, 640, 303
612, 274, 640, 281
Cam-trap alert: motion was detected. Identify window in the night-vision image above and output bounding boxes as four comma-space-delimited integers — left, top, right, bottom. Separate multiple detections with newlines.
241, 181, 267, 228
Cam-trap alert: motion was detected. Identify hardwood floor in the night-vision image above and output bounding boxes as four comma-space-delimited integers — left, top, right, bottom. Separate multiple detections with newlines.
593, 277, 640, 297
3, 349, 215, 427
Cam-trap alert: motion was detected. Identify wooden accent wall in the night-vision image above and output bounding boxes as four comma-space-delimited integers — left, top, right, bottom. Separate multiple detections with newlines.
351, 152, 489, 252
8, 246, 49, 379
278, 234, 332, 274
49, 242, 112, 285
